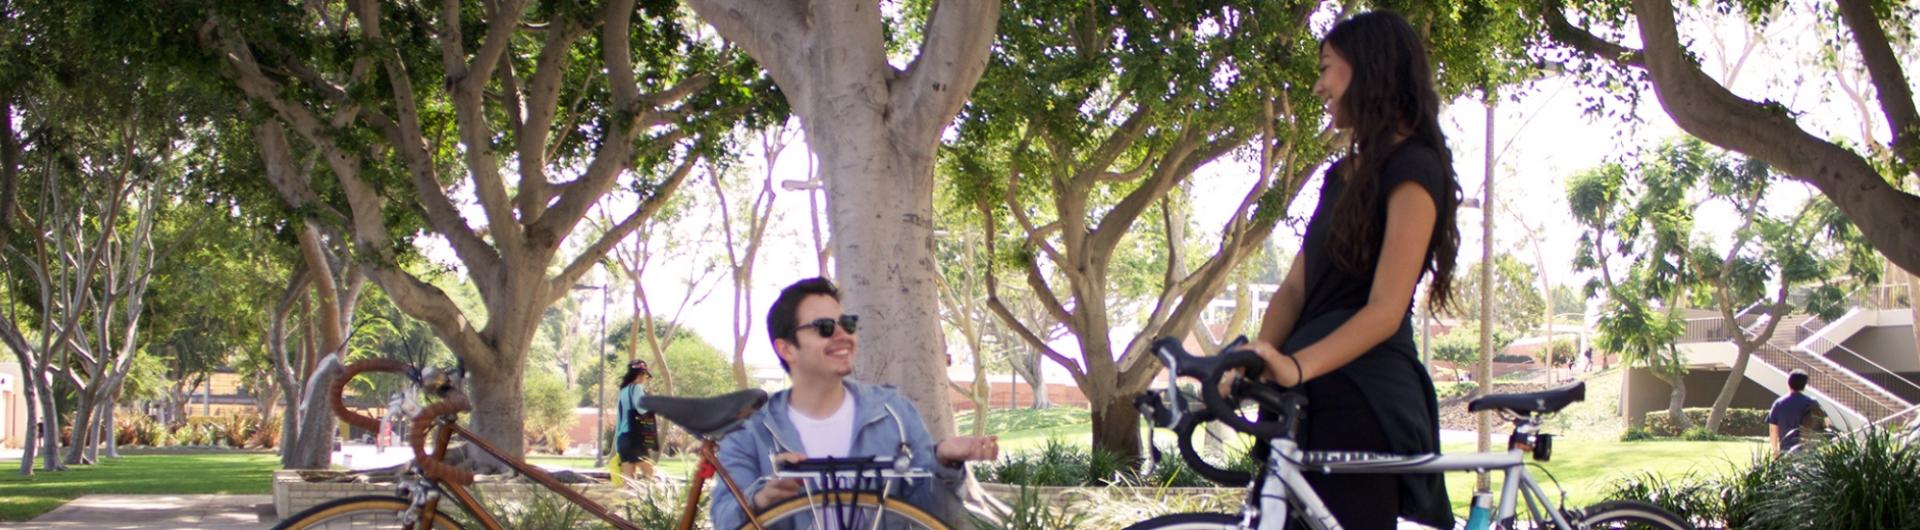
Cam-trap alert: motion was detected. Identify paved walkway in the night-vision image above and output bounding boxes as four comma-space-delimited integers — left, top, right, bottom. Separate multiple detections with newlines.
0, 495, 275, 530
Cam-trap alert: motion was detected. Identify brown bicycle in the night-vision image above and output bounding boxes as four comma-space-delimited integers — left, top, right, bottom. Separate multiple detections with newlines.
272, 359, 949, 530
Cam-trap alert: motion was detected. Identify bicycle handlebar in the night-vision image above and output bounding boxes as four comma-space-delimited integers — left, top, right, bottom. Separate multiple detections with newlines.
1146, 337, 1301, 440
330, 359, 475, 485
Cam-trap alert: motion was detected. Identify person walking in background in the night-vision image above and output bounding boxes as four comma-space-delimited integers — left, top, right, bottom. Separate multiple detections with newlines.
616, 360, 660, 481
1767, 370, 1824, 454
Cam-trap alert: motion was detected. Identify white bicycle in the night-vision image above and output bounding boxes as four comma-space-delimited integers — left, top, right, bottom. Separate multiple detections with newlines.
1127, 337, 1693, 530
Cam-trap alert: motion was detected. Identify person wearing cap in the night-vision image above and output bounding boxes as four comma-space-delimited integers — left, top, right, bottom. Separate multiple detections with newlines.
616, 360, 660, 480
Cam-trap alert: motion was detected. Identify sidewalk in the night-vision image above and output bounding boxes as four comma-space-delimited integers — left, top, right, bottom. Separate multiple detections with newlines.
0, 495, 274, 529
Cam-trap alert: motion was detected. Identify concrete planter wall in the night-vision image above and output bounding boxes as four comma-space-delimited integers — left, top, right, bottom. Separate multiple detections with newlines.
977, 482, 1240, 506
272, 470, 624, 518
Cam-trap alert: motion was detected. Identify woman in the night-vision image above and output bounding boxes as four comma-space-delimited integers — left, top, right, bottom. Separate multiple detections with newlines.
1244, 11, 1460, 530
616, 360, 660, 481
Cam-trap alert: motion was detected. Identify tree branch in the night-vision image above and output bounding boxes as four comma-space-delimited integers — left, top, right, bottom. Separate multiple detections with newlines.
1622, 0, 1920, 273
890, 0, 1002, 144
515, 19, 583, 224
1536, 0, 1645, 68
431, 3, 522, 254
1834, 0, 1920, 169
550, 154, 700, 295
683, 0, 806, 103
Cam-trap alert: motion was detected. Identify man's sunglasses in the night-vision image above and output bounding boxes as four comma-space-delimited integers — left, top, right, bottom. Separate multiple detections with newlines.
792, 315, 859, 338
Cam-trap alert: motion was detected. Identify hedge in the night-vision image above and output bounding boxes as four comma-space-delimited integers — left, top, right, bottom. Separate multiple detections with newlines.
1643, 407, 1769, 437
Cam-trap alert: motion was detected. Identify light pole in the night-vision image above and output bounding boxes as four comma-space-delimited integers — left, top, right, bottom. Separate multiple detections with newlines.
781, 175, 830, 279
573, 283, 610, 467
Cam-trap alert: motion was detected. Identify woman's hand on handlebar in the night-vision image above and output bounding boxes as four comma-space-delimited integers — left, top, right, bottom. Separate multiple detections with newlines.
1247, 341, 1306, 388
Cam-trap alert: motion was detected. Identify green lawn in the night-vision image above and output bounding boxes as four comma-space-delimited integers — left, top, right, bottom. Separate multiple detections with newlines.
973, 401, 1767, 515
1439, 437, 1764, 513
0, 453, 279, 522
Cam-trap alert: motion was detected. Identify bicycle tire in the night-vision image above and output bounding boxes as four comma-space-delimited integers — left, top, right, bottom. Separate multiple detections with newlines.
746, 491, 948, 530
273, 495, 465, 530
1120, 512, 1241, 530
1571, 500, 1695, 530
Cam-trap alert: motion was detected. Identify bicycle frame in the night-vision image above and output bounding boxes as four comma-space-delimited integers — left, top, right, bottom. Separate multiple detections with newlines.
1245, 439, 1574, 530
330, 360, 769, 530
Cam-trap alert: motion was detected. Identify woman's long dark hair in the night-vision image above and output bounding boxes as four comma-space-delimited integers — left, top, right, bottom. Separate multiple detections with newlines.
620, 365, 648, 388
1322, 11, 1462, 313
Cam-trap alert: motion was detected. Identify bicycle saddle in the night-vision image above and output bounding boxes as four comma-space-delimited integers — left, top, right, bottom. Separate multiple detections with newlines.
1468, 381, 1585, 415
643, 389, 769, 440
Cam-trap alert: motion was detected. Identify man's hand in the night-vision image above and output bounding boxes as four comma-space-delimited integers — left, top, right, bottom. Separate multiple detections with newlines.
752, 453, 808, 509
936, 436, 999, 467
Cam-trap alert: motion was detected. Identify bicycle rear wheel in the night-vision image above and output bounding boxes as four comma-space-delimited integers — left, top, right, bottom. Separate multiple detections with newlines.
748, 491, 948, 530
273, 495, 465, 530
1571, 500, 1694, 530
1120, 512, 1241, 530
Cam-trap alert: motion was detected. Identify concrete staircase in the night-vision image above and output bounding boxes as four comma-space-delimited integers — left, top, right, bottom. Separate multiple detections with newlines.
1748, 313, 1912, 428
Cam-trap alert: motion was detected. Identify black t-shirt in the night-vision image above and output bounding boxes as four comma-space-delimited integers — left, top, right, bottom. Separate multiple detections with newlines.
1283, 141, 1453, 528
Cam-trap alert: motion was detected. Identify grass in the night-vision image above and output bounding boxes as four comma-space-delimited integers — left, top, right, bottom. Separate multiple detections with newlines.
525, 454, 697, 478
1438, 437, 1765, 514
0, 453, 279, 522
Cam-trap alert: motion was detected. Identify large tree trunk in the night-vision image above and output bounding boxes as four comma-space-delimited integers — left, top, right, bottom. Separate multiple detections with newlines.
36, 375, 61, 471
1706, 345, 1754, 433
15, 356, 36, 476
64, 391, 97, 465
1653, 371, 1692, 431
822, 133, 956, 437
686, 0, 999, 443
1090, 394, 1142, 463
458, 343, 528, 466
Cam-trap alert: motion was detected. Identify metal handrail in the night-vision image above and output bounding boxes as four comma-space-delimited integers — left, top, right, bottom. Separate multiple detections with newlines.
1873, 403, 1920, 430
1756, 344, 1893, 421
1812, 340, 1920, 402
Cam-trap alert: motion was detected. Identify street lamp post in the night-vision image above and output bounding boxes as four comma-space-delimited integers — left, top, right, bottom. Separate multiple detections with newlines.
781, 175, 830, 279
573, 283, 611, 467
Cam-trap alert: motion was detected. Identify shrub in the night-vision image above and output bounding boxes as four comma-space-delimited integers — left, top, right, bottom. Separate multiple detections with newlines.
972, 485, 1088, 530
981, 438, 1127, 487
1434, 381, 1479, 400
142, 419, 169, 447
1643, 408, 1768, 437
1619, 425, 1656, 442
219, 414, 259, 448
1143, 443, 1259, 488
522, 372, 575, 455
1737, 429, 1920, 529
1606, 429, 1920, 530
250, 416, 282, 449
1606, 471, 1722, 528
1681, 426, 1729, 441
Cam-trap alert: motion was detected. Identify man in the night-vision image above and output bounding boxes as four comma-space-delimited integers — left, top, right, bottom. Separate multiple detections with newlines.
1767, 370, 1823, 454
710, 278, 998, 530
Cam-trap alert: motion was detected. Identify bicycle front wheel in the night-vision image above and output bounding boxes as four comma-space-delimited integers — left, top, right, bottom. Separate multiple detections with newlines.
747, 491, 948, 530
1572, 500, 1694, 530
273, 495, 465, 530
1120, 512, 1241, 530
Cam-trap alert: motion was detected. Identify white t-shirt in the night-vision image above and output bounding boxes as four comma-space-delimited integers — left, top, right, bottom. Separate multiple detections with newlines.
787, 391, 857, 457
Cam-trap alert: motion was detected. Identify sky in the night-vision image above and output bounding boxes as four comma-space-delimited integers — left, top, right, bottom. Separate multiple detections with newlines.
420, 3, 1904, 381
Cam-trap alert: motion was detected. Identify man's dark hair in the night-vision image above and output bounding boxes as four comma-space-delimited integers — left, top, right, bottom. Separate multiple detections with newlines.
766, 277, 840, 372
1788, 370, 1809, 392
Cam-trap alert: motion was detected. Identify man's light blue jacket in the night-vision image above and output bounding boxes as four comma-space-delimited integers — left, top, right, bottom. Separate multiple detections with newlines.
709, 380, 965, 530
